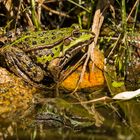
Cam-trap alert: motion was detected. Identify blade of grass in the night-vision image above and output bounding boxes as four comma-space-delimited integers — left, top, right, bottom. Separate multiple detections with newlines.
68, 0, 90, 13
121, 0, 127, 31
30, 0, 40, 30
132, 0, 139, 31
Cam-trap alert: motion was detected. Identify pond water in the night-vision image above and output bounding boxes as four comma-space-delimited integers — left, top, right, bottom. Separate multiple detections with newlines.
1, 99, 140, 140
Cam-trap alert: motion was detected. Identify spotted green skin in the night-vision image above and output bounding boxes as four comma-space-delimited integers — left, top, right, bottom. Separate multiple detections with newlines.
0, 26, 94, 84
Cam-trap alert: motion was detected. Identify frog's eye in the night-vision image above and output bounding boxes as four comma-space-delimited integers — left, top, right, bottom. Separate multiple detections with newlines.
64, 38, 71, 46
72, 30, 81, 38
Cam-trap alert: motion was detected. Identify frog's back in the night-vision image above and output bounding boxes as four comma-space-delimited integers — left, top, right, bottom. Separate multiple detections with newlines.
10, 27, 74, 50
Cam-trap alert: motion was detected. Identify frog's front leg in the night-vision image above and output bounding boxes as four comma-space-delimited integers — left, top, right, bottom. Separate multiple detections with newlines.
1, 46, 44, 83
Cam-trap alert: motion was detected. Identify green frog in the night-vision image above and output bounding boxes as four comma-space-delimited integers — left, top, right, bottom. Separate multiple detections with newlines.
36, 98, 96, 129
0, 25, 95, 86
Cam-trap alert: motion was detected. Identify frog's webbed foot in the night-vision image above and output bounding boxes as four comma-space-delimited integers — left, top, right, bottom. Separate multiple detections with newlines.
1, 46, 44, 84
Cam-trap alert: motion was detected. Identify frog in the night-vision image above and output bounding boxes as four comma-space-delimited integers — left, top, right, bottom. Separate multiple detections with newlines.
36, 98, 96, 129
0, 25, 95, 86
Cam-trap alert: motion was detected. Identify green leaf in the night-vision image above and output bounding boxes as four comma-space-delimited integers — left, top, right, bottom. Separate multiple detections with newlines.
112, 81, 124, 88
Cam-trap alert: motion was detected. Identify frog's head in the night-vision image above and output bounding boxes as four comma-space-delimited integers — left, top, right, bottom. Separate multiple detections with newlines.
47, 28, 95, 81
62, 28, 95, 56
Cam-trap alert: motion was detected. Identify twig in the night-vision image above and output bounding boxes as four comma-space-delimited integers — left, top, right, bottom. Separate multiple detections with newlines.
68, 0, 90, 13
126, 0, 139, 22
73, 96, 112, 104
41, 3, 70, 18
107, 34, 121, 59
71, 0, 110, 94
